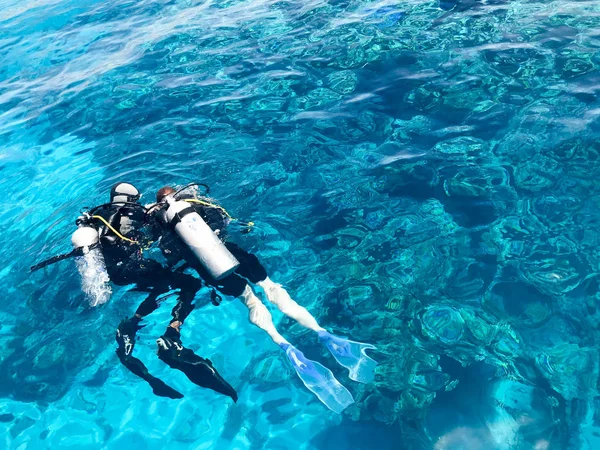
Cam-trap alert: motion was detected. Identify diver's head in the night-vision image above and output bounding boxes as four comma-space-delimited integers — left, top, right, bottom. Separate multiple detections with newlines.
156, 186, 176, 203
110, 182, 140, 203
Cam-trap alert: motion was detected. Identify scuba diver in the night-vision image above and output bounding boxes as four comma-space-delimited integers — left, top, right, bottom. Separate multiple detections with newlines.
32, 182, 237, 402
149, 184, 378, 413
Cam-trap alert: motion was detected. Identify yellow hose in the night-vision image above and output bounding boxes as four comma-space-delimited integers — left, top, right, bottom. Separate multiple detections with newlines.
183, 199, 254, 226
92, 215, 138, 244
184, 198, 232, 219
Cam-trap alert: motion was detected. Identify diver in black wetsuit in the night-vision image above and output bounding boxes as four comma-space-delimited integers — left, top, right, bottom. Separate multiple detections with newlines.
82, 182, 237, 402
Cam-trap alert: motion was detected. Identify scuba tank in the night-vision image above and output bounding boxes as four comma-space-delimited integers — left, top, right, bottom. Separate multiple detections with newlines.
164, 196, 240, 280
71, 226, 112, 307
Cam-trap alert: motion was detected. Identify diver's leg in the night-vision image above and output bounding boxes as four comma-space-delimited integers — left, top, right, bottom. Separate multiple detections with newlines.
225, 243, 326, 332
115, 289, 163, 365
154, 272, 238, 401
115, 268, 183, 398
238, 284, 354, 413
226, 243, 268, 284
184, 264, 352, 409
239, 284, 288, 345
256, 277, 324, 332
197, 269, 292, 346
115, 305, 183, 399
129, 263, 174, 320
117, 269, 171, 338
130, 266, 200, 331
257, 277, 377, 383
239, 254, 378, 384
166, 272, 202, 330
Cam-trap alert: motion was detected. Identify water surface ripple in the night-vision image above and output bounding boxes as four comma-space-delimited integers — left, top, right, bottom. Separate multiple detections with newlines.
1, 0, 600, 448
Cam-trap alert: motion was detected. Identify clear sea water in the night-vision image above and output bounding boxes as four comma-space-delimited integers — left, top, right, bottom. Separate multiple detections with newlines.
2, 0, 600, 448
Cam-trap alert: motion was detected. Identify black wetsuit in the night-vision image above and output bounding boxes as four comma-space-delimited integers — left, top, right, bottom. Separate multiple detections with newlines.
92, 202, 201, 324
90, 202, 236, 401
154, 196, 268, 299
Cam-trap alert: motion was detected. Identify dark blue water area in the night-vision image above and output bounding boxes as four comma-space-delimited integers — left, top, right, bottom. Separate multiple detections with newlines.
1, 0, 600, 448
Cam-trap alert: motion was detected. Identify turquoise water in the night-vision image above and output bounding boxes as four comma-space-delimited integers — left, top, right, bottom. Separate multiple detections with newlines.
2, 0, 600, 448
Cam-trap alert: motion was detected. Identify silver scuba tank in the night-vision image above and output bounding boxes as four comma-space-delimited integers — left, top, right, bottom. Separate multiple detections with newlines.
71, 226, 112, 307
164, 196, 240, 280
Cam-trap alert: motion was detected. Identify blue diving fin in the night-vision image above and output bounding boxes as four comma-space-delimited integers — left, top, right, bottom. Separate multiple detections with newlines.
318, 331, 377, 384
281, 343, 354, 414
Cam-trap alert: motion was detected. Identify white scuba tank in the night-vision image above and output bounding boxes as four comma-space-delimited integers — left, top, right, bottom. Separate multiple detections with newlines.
164, 196, 239, 280
71, 226, 112, 307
